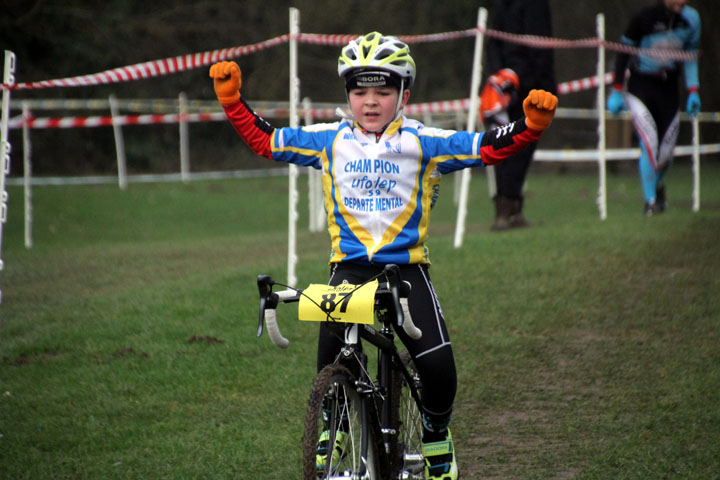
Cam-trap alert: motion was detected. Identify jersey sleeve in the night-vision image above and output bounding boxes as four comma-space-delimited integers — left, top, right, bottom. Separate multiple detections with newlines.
613, 6, 652, 89
612, 8, 647, 87
429, 118, 542, 174
221, 98, 274, 159
479, 119, 542, 165
682, 6, 701, 89
270, 123, 338, 169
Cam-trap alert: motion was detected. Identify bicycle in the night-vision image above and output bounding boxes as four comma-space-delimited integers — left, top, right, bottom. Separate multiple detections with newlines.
256, 264, 427, 479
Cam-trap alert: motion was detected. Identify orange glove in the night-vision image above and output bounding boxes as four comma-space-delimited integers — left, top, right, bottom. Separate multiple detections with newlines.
522, 89, 558, 131
209, 61, 241, 105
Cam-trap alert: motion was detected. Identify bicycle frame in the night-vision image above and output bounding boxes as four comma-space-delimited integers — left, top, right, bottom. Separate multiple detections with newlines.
335, 304, 423, 460
256, 264, 425, 479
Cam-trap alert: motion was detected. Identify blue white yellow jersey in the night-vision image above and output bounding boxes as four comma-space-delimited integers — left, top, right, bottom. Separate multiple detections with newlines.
222, 99, 541, 265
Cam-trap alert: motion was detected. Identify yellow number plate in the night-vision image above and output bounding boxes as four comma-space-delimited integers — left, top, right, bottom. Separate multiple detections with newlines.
298, 280, 378, 324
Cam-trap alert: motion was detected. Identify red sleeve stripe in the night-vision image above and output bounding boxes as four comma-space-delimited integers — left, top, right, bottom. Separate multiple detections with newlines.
479, 119, 542, 166
222, 99, 274, 159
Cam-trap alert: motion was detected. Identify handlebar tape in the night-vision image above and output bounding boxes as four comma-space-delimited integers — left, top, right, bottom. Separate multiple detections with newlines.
400, 297, 422, 340
265, 308, 290, 349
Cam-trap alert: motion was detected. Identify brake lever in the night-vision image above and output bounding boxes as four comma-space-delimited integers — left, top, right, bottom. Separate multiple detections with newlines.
256, 275, 278, 337
383, 264, 405, 327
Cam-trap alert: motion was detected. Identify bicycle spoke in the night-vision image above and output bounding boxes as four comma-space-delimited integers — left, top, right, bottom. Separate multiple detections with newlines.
302, 365, 379, 480
390, 350, 425, 478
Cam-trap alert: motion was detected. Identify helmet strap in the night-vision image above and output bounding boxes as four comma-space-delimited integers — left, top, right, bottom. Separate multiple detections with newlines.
394, 78, 406, 118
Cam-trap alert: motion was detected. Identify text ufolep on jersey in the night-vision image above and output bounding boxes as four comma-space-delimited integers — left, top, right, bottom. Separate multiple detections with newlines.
343, 157, 403, 212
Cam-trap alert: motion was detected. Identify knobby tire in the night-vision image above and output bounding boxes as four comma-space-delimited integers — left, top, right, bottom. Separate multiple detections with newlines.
302, 364, 382, 479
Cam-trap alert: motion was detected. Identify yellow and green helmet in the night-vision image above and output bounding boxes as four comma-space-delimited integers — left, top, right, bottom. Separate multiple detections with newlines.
338, 32, 416, 91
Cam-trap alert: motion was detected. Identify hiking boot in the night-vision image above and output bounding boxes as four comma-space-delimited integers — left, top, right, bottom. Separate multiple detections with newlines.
316, 430, 348, 475
509, 198, 530, 228
491, 196, 514, 231
422, 429, 458, 480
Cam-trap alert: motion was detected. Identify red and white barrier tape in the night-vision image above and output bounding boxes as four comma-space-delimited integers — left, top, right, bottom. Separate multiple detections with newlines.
1, 28, 697, 92
557, 72, 614, 95
2, 100, 475, 129
8, 98, 718, 131
8, 69, 615, 117
0, 71, 643, 131
6, 70, 617, 130
11, 112, 225, 129
1, 34, 289, 91
406, 99, 470, 115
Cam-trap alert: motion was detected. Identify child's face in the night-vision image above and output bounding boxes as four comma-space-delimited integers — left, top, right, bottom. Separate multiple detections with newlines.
348, 86, 410, 133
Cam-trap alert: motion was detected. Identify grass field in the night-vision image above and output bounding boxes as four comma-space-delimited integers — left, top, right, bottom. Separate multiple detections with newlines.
1, 161, 719, 479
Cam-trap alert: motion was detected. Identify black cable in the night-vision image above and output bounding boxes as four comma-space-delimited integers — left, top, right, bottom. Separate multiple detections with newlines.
273, 269, 387, 332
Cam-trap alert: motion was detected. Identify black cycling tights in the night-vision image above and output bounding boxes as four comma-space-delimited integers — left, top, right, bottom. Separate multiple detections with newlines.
317, 263, 457, 427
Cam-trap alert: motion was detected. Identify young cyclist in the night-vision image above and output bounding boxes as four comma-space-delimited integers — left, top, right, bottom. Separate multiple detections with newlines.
210, 32, 557, 479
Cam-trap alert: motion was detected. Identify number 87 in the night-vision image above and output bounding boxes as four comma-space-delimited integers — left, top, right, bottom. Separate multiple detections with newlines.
320, 292, 353, 314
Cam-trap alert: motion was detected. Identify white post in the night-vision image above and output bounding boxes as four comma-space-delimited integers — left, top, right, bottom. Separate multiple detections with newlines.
287, 7, 300, 286
109, 94, 128, 190
691, 116, 700, 212
453, 110, 464, 205
482, 98, 496, 200
303, 96, 315, 231
303, 96, 324, 232
0, 50, 16, 302
178, 92, 190, 183
454, 7, 487, 248
22, 102, 32, 249
596, 14, 608, 220
485, 166, 497, 198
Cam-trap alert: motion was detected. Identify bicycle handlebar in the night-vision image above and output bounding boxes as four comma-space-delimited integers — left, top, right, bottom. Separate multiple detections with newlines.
383, 264, 422, 340
255, 264, 422, 348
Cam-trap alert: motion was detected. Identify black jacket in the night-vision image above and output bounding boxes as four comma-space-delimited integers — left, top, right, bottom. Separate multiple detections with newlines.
485, 0, 557, 98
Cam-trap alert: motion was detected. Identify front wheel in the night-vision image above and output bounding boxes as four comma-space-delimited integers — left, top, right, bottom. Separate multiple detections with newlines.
302, 364, 380, 479
390, 350, 425, 479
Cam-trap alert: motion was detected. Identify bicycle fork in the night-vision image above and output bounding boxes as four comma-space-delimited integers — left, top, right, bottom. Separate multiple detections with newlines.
379, 344, 395, 457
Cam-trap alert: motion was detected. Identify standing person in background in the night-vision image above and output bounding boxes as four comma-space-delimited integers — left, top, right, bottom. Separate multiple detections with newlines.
480, 0, 556, 231
607, 0, 701, 216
